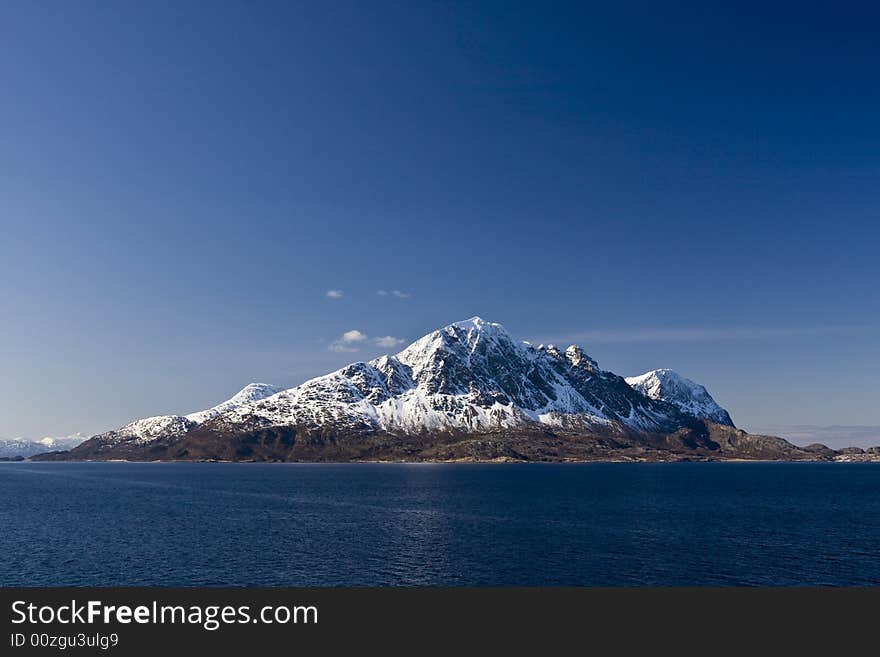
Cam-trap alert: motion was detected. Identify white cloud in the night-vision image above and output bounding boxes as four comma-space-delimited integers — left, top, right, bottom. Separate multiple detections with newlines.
342, 330, 367, 343
377, 290, 388, 296
549, 325, 869, 344
329, 329, 367, 352
374, 336, 405, 348
326, 290, 344, 299
328, 330, 404, 352
392, 290, 411, 298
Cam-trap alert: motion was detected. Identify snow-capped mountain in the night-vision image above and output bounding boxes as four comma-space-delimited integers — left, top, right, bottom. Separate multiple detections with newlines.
0, 434, 87, 458
625, 369, 734, 426
204, 317, 708, 437
51, 317, 766, 462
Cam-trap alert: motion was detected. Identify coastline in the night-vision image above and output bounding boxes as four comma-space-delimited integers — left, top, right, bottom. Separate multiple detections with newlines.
13, 456, 880, 464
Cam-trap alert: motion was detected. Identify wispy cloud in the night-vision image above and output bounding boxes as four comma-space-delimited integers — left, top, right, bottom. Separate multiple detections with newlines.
377, 289, 411, 299
329, 329, 367, 352
549, 325, 869, 345
326, 290, 344, 299
329, 330, 405, 352
374, 335, 405, 348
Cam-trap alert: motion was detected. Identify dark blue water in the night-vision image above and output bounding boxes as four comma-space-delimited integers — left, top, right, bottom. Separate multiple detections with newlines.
1, 462, 879, 586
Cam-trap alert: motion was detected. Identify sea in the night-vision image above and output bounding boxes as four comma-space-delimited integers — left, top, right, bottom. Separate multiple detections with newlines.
1, 462, 878, 586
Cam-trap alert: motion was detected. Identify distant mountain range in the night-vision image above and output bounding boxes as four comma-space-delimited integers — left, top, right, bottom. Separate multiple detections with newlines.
746, 424, 880, 451
0, 435, 87, 459
33, 317, 879, 463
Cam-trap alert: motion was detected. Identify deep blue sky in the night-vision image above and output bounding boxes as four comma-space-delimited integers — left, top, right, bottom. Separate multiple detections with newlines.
1, 1, 878, 439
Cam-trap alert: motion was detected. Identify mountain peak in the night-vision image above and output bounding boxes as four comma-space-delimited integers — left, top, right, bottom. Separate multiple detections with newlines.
448, 316, 510, 338
230, 383, 284, 402
392, 317, 525, 397
451, 315, 490, 327
397, 317, 517, 362
564, 344, 596, 370
184, 382, 283, 424
625, 369, 733, 426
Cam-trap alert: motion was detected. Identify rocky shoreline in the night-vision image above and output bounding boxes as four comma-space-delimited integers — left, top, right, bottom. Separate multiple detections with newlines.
30, 421, 880, 463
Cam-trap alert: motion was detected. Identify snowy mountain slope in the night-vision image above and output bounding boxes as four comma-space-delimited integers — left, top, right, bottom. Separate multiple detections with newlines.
203, 317, 717, 438
93, 415, 197, 447
83, 383, 284, 450
185, 383, 284, 424
625, 369, 734, 426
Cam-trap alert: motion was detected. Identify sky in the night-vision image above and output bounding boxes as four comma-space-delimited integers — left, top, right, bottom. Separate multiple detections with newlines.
1, 1, 878, 440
